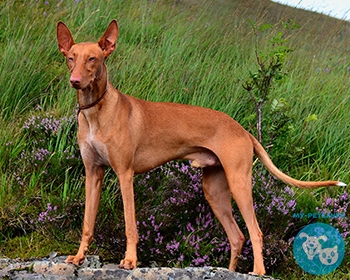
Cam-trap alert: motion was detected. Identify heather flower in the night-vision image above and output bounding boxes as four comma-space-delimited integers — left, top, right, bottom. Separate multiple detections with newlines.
34, 148, 51, 161
325, 197, 333, 206
192, 255, 209, 266
13, 113, 80, 189
186, 222, 195, 232
316, 190, 350, 241
99, 161, 347, 272
38, 203, 58, 224
166, 240, 180, 255
23, 115, 61, 136
287, 199, 296, 209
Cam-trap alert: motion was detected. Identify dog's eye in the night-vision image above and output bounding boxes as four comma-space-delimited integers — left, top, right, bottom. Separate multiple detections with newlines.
88, 57, 96, 62
68, 57, 74, 62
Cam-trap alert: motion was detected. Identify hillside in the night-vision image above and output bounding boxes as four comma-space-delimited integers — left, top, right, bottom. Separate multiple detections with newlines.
0, 1, 349, 279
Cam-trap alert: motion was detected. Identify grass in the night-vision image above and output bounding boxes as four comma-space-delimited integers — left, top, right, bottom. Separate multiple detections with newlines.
0, 0, 349, 279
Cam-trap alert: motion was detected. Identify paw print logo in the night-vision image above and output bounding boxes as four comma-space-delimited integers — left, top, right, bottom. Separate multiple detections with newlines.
293, 223, 345, 275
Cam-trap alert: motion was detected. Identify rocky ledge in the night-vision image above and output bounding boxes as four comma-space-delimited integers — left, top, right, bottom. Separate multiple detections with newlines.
0, 255, 276, 279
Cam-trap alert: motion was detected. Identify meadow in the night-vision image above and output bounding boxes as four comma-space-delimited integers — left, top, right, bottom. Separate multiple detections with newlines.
0, 0, 349, 279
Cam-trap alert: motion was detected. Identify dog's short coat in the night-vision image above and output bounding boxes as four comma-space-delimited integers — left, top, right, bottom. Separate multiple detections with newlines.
56, 20, 345, 275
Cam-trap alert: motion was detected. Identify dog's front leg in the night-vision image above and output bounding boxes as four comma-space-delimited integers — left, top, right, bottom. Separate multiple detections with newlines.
117, 169, 139, 270
65, 165, 105, 266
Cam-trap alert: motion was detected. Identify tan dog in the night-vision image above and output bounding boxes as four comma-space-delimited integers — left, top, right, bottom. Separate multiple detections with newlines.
56, 20, 345, 275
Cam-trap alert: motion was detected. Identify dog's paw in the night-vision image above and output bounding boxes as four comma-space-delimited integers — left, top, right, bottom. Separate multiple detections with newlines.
65, 255, 86, 266
118, 259, 136, 270
249, 269, 266, 276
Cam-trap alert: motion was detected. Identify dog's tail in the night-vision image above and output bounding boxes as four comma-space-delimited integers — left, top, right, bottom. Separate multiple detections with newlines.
250, 134, 346, 188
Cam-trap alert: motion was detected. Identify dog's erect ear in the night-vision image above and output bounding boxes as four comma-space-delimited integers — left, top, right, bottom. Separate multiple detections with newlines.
57, 21, 75, 57
98, 20, 118, 57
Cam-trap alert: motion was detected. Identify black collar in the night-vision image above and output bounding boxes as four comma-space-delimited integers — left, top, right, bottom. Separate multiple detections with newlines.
77, 89, 108, 115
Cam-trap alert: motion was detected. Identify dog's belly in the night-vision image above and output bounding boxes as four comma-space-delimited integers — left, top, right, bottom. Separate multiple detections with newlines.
132, 146, 221, 174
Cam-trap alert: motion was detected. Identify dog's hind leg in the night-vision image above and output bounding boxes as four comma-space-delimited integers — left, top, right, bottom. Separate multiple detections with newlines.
225, 166, 265, 275
202, 166, 245, 271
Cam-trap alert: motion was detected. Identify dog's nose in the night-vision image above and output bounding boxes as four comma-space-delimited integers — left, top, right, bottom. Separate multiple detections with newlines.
70, 76, 82, 88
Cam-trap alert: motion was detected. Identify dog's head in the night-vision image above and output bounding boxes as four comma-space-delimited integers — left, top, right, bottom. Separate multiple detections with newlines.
299, 232, 327, 260
56, 20, 118, 90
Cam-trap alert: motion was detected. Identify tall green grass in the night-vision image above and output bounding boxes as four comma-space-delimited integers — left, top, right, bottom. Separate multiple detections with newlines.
0, 0, 349, 278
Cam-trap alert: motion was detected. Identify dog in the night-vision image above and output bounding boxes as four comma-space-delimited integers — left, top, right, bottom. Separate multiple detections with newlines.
56, 20, 345, 275
299, 232, 327, 260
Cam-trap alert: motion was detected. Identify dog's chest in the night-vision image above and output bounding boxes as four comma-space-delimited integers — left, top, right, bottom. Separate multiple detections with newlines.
80, 129, 111, 166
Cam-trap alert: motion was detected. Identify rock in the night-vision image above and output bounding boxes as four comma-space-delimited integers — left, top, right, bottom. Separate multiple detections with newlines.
33, 261, 75, 275
0, 258, 11, 269
0, 255, 277, 279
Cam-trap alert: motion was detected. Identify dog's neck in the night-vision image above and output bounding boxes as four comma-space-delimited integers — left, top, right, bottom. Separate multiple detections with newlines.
77, 87, 108, 113
76, 64, 109, 113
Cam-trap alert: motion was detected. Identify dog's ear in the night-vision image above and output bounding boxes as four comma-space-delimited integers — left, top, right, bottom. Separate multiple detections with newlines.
57, 21, 75, 57
299, 232, 309, 239
98, 20, 118, 57
318, 235, 328, 242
